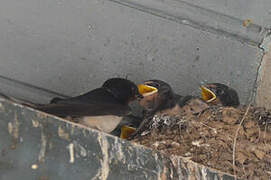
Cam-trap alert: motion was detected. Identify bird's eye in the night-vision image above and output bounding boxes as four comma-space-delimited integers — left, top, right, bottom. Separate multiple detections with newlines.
216, 88, 224, 95
148, 82, 159, 88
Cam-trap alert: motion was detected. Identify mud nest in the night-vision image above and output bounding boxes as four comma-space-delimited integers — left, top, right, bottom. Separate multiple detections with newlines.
132, 105, 271, 179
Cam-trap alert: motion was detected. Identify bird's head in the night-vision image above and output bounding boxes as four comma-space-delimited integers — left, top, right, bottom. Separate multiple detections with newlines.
102, 78, 142, 105
200, 83, 240, 107
137, 79, 176, 112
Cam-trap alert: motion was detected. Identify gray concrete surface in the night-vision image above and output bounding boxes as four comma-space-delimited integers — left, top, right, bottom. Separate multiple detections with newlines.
181, 0, 271, 28
0, 0, 267, 104
0, 1, 269, 179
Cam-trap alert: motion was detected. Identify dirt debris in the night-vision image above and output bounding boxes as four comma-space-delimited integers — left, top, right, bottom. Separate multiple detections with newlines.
132, 105, 271, 179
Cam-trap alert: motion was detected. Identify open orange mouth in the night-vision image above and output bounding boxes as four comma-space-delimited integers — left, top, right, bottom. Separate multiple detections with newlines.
137, 84, 158, 97
120, 125, 136, 139
201, 86, 216, 103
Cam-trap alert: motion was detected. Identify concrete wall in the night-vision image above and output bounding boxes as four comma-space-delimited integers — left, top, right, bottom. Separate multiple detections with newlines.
0, 0, 269, 104
181, 0, 271, 27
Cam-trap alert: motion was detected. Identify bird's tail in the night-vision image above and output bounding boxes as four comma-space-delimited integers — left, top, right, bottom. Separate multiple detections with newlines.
0, 92, 37, 108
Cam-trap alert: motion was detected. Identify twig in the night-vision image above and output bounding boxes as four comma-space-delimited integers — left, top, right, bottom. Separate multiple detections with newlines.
232, 103, 251, 180
264, 119, 268, 149
200, 122, 217, 133
256, 123, 261, 143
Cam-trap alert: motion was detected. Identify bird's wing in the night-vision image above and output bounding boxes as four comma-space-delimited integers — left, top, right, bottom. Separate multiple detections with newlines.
50, 88, 119, 105
35, 102, 131, 118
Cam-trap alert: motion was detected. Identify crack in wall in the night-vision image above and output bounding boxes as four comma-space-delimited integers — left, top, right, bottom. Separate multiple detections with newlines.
252, 31, 271, 104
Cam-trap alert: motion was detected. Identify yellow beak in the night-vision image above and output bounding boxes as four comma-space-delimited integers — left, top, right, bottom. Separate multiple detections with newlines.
120, 126, 136, 139
200, 86, 216, 103
137, 84, 158, 97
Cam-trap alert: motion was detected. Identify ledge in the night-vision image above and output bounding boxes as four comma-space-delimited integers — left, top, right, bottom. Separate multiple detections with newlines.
0, 98, 237, 179
109, 0, 268, 45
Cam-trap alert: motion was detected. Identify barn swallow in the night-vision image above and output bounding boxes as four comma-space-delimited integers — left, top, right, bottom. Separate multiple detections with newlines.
200, 83, 240, 107
110, 114, 141, 139
127, 79, 185, 139
137, 80, 182, 113
49, 78, 142, 105
127, 81, 240, 139
1, 78, 143, 135
113, 79, 183, 139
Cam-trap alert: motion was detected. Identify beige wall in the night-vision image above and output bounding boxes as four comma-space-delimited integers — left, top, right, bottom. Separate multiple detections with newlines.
256, 43, 271, 109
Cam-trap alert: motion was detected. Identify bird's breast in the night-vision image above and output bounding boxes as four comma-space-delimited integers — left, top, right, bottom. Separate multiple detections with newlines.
78, 115, 123, 133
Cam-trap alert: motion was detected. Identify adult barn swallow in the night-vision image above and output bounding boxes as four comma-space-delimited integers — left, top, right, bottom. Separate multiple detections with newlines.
1, 78, 142, 134
49, 78, 141, 105
38, 78, 143, 134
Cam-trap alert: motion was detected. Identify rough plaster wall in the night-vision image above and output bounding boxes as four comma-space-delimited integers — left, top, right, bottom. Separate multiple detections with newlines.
181, 0, 271, 27
0, 0, 264, 104
256, 43, 271, 109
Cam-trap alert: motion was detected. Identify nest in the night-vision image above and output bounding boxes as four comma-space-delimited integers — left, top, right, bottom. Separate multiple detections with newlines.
132, 105, 271, 179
